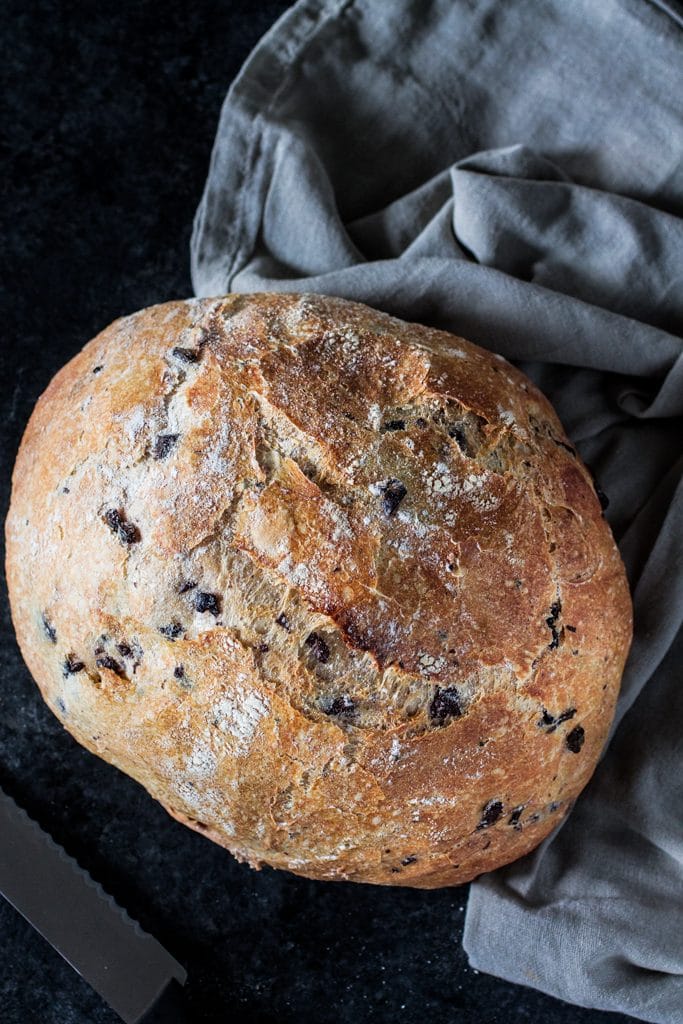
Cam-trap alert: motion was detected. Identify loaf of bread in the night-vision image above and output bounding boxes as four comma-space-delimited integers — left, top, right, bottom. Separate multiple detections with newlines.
5, 293, 632, 888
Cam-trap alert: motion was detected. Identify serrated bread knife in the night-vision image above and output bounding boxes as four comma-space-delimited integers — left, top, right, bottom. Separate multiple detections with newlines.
0, 786, 188, 1023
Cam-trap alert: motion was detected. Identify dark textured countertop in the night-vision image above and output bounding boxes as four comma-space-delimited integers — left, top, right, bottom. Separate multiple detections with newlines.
0, 3, 636, 1022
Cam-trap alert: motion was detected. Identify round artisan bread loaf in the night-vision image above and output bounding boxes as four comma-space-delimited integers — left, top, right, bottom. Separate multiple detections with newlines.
5, 293, 632, 888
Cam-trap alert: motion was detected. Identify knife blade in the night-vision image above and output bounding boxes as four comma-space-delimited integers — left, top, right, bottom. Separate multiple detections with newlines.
0, 785, 188, 1023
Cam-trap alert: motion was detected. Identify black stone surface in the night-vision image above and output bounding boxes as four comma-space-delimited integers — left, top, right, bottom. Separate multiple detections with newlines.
0, 3, 636, 1022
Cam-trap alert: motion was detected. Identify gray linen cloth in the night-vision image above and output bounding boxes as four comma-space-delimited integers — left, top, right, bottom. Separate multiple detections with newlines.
190, 1, 683, 1019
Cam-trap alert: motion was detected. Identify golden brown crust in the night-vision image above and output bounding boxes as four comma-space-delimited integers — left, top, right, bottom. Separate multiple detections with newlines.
5, 293, 632, 887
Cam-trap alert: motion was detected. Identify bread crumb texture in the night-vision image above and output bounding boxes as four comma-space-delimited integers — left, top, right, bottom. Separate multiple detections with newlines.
5, 293, 632, 887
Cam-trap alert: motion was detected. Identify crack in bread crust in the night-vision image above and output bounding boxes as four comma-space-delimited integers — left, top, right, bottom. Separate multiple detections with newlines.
5, 292, 632, 888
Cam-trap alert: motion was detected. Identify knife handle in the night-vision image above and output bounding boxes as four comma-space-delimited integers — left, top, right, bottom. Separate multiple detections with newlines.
139, 980, 191, 1024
